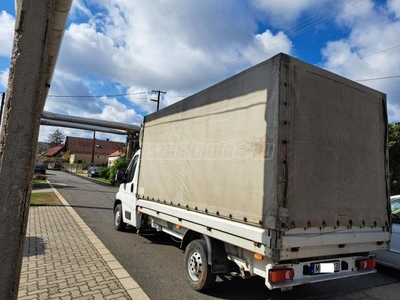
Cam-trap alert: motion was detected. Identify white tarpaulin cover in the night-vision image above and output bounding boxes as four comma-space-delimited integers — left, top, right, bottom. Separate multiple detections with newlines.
137, 53, 389, 231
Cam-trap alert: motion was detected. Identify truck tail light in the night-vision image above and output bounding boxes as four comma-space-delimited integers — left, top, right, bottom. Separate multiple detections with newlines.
269, 268, 295, 283
254, 253, 263, 261
356, 258, 376, 270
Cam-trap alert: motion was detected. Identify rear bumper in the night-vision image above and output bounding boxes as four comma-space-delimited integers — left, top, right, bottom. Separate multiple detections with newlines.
266, 255, 376, 290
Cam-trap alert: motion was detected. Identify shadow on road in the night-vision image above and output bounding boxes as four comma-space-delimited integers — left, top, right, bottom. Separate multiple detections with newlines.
68, 204, 113, 211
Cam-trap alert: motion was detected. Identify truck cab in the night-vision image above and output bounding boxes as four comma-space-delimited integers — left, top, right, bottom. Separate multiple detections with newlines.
114, 150, 141, 231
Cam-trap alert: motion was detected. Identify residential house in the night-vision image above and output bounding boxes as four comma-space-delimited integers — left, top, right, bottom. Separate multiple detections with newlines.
107, 149, 125, 167
64, 136, 124, 166
45, 146, 64, 170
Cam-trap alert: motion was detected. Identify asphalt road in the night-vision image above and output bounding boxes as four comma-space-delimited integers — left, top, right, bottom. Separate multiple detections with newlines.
46, 170, 400, 300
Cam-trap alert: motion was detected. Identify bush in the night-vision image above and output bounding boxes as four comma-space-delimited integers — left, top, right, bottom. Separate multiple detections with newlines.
109, 157, 128, 185
99, 167, 110, 179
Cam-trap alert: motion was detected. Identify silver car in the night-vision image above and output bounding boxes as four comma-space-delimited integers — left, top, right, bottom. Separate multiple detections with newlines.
375, 195, 400, 269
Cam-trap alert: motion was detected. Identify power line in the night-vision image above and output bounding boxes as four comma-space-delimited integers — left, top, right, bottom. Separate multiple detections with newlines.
356, 75, 400, 82
359, 44, 400, 60
47, 91, 189, 100
168, 95, 188, 98
47, 91, 149, 98
260, 0, 369, 51
339, 44, 400, 66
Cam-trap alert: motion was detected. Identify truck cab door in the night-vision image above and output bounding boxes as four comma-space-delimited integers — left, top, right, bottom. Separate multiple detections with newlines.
119, 153, 140, 227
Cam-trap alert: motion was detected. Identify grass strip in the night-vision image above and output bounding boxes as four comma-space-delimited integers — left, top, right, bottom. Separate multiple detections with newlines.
30, 192, 62, 206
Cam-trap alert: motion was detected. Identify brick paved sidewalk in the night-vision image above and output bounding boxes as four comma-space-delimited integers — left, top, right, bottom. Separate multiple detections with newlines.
19, 188, 149, 299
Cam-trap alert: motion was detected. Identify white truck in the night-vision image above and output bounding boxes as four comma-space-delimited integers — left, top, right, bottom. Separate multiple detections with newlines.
113, 53, 391, 291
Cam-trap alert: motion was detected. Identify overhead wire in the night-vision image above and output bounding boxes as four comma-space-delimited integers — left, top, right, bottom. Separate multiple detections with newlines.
46, 0, 397, 101
337, 44, 400, 66
47, 91, 189, 100
260, 0, 370, 51
47, 91, 149, 98
356, 75, 400, 82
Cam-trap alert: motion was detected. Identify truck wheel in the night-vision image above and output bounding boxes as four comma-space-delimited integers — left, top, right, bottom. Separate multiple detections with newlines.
114, 204, 126, 231
184, 240, 216, 291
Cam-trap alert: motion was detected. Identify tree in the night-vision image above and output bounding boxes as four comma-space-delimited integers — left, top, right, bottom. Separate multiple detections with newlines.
47, 129, 65, 147
389, 123, 400, 195
109, 157, 128, 185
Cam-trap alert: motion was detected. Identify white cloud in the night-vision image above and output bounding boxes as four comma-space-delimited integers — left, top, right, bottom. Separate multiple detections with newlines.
250, 0, 328, 27
54, 0, 295, 115
70, 0, 92, 19
244, 30, 293, 65
0, 11, 14, 57
125, 87, 154, 113
96, 96, 143, 125
0, 68, 9, 89
388, 0, 400, 18
42, 68, 142, 142
333, 0, 377, 28
321, 0, 400, 121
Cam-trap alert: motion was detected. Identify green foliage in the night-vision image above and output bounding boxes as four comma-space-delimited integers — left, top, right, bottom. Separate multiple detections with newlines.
47, 129, 65, 147
32, 178, 49, 188
109, 157, 128, 185
99, 167, 110, 179
389, 123, 400, 195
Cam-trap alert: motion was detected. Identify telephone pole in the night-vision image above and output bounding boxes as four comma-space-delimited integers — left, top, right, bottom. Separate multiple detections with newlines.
151, 90, 166, 111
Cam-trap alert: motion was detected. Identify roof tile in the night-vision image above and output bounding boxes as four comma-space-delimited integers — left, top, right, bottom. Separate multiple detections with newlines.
65, 137, 124, 155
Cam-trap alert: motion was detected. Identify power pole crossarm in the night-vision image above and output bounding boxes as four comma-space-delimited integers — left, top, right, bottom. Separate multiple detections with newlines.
151, 90, 166, 111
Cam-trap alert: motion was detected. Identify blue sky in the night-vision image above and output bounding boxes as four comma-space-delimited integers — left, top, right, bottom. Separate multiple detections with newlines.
1, 0, 399, 142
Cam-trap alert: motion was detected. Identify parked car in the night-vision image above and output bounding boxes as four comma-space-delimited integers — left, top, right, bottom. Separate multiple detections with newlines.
34, 163, 46, 174
375, 195, 400, 270
87, 166, 101, 178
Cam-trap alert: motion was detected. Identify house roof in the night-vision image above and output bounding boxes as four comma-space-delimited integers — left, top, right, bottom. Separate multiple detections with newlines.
108, 149, 124, 157
64, 136, 124, 155
46, 146, 63, 157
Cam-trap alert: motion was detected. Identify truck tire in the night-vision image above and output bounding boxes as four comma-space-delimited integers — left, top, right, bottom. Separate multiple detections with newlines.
184, 239, 216, 291
114, 204, 126, 231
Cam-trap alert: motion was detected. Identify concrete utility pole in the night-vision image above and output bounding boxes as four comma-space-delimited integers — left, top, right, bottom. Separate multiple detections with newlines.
91, 131, 96, 166
0, 1, 66, 299
151, 90, 166, 111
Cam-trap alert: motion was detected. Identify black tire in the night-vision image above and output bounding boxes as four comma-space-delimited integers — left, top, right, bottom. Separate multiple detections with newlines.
114, 204, 126, 231
184, 240, 216, 292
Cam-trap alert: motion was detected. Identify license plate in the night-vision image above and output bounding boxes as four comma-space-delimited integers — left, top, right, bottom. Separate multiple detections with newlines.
311, 261, 340, 274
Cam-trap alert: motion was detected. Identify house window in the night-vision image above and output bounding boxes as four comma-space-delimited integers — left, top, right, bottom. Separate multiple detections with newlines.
97, 155, 99, 158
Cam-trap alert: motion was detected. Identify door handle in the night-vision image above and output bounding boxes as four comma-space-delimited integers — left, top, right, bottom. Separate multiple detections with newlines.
131, 184, 134, 193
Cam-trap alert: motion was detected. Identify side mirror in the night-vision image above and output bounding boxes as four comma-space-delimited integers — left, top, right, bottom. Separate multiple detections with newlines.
115, 169, 126, 184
